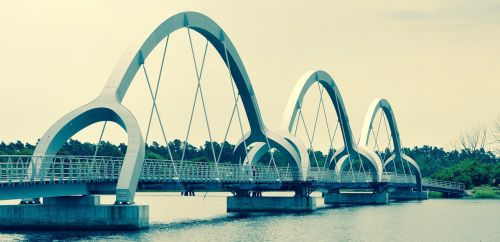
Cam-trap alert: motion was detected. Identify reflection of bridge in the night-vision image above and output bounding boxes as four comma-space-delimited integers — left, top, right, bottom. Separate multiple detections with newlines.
0, 11, 464, 230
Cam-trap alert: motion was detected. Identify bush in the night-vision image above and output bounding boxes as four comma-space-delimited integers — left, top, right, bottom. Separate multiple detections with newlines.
432, 160, 499, 189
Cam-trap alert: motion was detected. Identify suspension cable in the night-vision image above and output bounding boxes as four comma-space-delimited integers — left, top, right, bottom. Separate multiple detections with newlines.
373, 111, 384, 154
386, 111, 413, 178
308, 83, 324, 168
185, 29, 220, 178
222, 45, 250, 166
399, 136, 413, 179
332, 93, 356, 180
326, 122, 340, 169
263, 136, 279, 179
142, 36, 178, 176
216, 95, 238, 162
93, 121, 107, 160
370, 112, 385, 162
298, 105, 319, 168
317, 85, 339, 170
380, 113, 397, 176
91, 121, 107, 177
180, 29, 209, 163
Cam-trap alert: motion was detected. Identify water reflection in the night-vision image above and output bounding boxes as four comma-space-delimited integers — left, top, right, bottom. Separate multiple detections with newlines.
0, 192, 498, 241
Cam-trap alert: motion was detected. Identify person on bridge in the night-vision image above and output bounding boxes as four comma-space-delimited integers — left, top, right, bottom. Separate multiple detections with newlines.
243, 162, 251, 180
252, 165, 256, 179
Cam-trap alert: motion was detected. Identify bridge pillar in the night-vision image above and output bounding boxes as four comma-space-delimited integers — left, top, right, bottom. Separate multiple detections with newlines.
323, 190, 389, 205
0, 196, 149, 230
227, 186, 316, 212
389, 188, 429, 200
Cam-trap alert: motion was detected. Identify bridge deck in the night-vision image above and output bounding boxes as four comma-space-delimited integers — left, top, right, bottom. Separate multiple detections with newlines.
0, 155, 465, 200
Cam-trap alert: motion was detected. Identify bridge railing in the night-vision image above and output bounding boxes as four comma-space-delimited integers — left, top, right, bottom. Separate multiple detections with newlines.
422, 178, 465, 191
0, 155, 300, 184
381, 172, 416, 184
141, 159, 298, 183
305, 168, 417, 184
0, 155, 422, 186
0, 155, 124, 184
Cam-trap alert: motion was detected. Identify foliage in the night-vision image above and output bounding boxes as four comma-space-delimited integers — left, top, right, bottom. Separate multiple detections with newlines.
0, 140, 498, 189
471, 186, 500, 198
404, 145, 497, 177
431, 160, 500, 189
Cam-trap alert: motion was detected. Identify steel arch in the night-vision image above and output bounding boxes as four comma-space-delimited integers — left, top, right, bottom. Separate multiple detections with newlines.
32, 11, 276, 202
248, 70, 383, 181
359, 99, 422, 189
286, 71, 382, 179
280, 70, 356, 149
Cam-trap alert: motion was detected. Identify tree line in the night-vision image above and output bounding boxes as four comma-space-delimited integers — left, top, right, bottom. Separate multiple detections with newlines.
0, 139, 498, 189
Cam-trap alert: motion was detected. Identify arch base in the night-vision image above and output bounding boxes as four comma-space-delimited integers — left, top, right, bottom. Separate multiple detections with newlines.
0, 196, 148, 230
227, 196, 316, 212
389, 188, 429, 200
324, 191, 389, 205
31, 98, 145, 204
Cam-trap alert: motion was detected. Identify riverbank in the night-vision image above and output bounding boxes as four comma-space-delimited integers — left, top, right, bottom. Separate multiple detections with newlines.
429, 185, 500, 199
469, 186, 500, 198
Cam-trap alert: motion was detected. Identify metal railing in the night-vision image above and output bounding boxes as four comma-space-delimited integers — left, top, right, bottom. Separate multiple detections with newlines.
422, 178, 465, 191
0, 155, 463, 191
0, 155, 297, 185
381, 172, 416, 184
141, 159, 297, 183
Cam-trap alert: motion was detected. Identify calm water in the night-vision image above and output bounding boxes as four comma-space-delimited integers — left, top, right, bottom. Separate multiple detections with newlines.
0, 192, 498, 241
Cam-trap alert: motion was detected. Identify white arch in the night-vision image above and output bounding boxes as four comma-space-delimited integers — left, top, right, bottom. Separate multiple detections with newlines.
359, 98, 422, 189
280, 70, 356, 150
247, 70, 383, 181
285, 71, 381, 178
385, 154, 422, 190
359, 99, 402, 152
32, 12, 274, 202
232, 127, 302, 180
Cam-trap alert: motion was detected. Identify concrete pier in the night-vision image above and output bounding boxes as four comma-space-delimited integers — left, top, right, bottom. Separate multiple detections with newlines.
324, 192, 388, 205
0, 196, 149, 230
389, 190, 429, 200
227, 196, 317, 212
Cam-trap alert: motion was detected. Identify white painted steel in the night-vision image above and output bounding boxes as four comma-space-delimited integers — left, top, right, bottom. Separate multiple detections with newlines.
359, 99, 423, 190
0, 155, 463, 192
30, 12, 284, 203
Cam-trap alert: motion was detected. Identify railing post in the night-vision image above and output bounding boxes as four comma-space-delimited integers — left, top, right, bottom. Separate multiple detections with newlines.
30, 157, 36, 183
50, 158, 55, 183
7, 157, 13, 184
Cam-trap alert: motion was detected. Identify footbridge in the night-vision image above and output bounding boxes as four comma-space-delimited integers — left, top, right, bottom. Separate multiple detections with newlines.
0, 155, 463, 199
0, 11, 464, 230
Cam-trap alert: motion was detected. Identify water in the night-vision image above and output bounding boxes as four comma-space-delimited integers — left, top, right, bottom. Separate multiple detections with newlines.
0, 192, 498, 241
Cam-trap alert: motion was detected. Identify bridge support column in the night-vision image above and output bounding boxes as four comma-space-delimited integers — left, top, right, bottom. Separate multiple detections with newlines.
227, 186, 316, 212
0, 195, 149, 230
323, 191, 389, 205
389, 189, 428, 200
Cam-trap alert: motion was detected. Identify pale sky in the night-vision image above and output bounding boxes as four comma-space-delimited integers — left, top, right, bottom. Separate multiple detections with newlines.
0, 1, 499, 151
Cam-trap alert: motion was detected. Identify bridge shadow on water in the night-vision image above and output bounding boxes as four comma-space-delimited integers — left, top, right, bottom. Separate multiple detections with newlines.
0, 197, 432, 241
0, 208, 338, 241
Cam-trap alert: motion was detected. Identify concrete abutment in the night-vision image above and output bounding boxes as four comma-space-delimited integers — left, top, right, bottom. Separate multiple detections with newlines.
389, 189, 429, 200
0, 195, 149, 230
227, 196, 317, 212
323, 192, 389, 205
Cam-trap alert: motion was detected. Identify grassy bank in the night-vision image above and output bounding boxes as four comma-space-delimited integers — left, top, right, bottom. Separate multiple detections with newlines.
469, 186, 500, 198
428, 186, 500, 199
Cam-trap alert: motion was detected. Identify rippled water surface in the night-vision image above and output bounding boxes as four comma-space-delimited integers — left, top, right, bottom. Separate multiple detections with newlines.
0, 192, 498, 241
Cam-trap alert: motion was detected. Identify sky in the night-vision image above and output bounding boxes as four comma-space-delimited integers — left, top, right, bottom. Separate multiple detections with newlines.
0, 0, 499, 151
